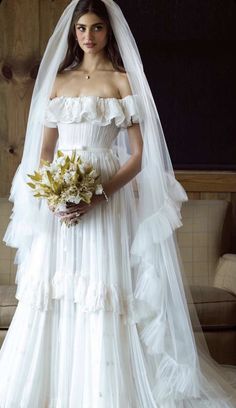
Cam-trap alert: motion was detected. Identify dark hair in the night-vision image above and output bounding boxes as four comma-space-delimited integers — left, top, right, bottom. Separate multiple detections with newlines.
58, 0, 125, 73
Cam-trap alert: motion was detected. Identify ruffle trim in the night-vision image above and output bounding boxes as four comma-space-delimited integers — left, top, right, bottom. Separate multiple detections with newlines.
130, 256, 203, 402
128, 173, 202, 402
131, 172, 188, 256
2, 164, 42, 272
44, 94, 142, 128
15, 272, 135, 317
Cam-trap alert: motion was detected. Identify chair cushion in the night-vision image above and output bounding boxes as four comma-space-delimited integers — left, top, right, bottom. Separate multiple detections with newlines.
214, 254, 236, 296
0, 285, 18, 328
190, 285, 236, 330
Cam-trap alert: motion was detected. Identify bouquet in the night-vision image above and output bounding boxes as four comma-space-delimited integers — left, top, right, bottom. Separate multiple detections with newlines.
27, 149, 103, 227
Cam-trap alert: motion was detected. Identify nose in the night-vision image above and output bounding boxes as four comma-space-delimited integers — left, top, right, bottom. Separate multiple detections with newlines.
85, 29, 94, 42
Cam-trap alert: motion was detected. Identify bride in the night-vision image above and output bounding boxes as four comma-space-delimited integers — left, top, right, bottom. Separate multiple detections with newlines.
45, 3, 143, 224
0, 0, 236, 407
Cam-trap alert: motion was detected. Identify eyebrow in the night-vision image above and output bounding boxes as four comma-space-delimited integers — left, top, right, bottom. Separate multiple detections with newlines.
75, 22, 104, 27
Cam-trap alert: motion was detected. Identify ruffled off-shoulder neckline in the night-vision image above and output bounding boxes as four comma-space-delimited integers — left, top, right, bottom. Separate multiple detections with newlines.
49, 94, 133, 102
44, 94, 142, 128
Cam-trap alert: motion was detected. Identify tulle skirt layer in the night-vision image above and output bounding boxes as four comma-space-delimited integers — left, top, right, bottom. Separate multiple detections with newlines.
0, 300, 140, 407
1, 149, 236, 407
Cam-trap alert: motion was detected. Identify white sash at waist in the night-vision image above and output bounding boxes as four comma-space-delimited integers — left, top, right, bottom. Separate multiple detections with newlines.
58, 145, 113, 153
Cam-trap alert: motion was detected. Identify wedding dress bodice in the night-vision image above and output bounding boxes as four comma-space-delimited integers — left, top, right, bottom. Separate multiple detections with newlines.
44, 94, 141, 150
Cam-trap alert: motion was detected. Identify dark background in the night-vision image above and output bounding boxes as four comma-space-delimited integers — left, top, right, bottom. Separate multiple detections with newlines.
117, 0, 236, 170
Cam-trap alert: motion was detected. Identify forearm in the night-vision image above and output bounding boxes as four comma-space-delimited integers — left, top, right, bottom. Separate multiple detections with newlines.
39, 127, 58, 168
39, 148, 55, 168
102, 153, 142, 197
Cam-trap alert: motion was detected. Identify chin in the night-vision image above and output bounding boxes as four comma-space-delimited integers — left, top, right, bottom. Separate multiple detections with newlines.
83, 47, 104, 55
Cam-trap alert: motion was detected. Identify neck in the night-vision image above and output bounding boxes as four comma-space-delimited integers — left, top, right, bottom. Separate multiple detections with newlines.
78, 51, 112, 73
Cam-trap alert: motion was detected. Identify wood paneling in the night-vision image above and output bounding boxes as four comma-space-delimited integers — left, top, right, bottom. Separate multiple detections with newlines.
0, 0, 69, 197
175, 171, 236, 193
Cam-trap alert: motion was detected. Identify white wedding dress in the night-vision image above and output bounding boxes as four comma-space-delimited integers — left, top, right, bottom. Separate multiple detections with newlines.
0, 95, 236, 408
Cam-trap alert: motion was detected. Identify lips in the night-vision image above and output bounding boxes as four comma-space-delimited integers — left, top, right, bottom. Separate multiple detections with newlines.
84, 43, 95, 48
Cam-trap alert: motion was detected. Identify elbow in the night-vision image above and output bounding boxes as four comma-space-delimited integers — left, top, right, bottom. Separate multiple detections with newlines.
133, 151, 143, 174
137, 155, 142, 173
135, 143, 143, 173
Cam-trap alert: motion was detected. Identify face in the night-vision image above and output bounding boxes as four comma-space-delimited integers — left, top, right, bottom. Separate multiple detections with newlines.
75, 12, 109, 54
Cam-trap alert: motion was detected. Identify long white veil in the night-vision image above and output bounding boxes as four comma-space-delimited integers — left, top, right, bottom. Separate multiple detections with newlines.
3, 0, 236, 406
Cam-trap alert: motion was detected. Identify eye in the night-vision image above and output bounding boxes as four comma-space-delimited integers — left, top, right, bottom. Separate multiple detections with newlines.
76, 26, 85, 32
93, 25, 103, 31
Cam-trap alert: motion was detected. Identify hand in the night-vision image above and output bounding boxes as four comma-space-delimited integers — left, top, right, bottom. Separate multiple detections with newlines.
57, 194, 105, 224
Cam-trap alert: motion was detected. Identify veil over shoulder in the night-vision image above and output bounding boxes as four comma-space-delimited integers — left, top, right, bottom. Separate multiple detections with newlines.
2, 0, 236, 407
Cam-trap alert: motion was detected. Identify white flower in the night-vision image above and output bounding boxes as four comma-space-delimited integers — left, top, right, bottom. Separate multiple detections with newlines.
50, 163, 60, 172
79, 161, 92, 174
78, 164, 86, 174
63, 172, 72, 183
63, 170, 76, 183
70, 163, 77, 171
95, 184, 103, 195
89, 169, 97, 178
54, 173, 61, 182
68, 195, 81, 204
41, 165, 51, 173
35, 187, 46, 195
55, 157, 66, 166
41, 174, 51, 186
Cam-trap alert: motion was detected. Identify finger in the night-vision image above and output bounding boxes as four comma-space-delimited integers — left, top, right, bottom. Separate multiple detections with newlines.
64, 202, 92, 213
57, 206, 80, 216
62, 210, 84, 221
63, 207, 79, 214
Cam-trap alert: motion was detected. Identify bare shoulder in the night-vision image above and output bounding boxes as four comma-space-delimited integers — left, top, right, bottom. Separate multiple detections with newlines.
113, 71, 132, 98
50, 71, 70, 99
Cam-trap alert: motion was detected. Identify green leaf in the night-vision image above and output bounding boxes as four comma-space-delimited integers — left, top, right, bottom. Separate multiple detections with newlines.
52, 181, 61, 195
71, 150, 76, 163
27, 182, 36, 189
33, 193, 46, 198
57, 150, 64, 158
40, 159, 50, 167
40, 184, 52, 191
46, 170, 53, 184
28, 172, 42, 182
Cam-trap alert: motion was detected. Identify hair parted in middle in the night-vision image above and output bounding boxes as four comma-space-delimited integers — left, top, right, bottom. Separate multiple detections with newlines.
58, 0, 125, 73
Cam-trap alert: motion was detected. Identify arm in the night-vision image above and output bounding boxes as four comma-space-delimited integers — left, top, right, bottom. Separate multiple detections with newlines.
102, 123, 142, 197
39, 78, 59, 167
39, 127, 58, 167
102, 73, 143, 197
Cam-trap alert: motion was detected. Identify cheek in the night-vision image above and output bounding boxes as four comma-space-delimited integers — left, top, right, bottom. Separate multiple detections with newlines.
76, 31, 84, 42
97, 31, 108, 45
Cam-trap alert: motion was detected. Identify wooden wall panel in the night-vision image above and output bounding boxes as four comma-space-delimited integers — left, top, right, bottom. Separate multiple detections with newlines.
0, 0, 69, 197
39, 0, 70, 54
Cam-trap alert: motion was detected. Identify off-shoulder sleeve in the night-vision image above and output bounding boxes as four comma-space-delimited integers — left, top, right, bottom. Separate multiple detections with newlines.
42, 95, 143, 128
117, 94, 143, 128
44, 121, 58, 128
44, 100, 58, 128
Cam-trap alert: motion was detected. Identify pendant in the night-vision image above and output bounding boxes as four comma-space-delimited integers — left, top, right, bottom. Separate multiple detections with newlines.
85, 75, 90, 80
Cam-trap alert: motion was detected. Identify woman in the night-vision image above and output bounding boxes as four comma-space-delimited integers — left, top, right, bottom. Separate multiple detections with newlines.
0, 0, 236, 407
43, 5, 143, 224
